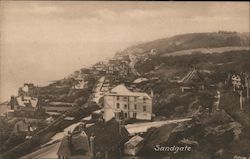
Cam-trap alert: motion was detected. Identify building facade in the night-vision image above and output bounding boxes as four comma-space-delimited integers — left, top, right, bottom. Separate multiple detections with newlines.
103, 84, 152, 121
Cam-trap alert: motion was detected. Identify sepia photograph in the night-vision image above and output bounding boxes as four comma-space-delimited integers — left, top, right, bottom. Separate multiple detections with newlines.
0, 1, 249, 159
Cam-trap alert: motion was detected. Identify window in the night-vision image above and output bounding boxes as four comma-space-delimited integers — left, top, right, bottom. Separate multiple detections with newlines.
134, 104, 137, 110
116, 103, 120, 109
134, 97, 137, 101
133, 112, 137, 118
124, 113, 128, 118
124, 96, 127, 100
143, 106, 146, 112
124, 104, 127, 109
117, 96, 120, 100
143, 98, 146, 103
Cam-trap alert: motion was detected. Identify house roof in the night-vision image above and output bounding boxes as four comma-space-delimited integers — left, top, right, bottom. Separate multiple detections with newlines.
16, 96, 38, 108
85, 119, 129, 152
107, 84, 151, 99
71, 131, 90, 155
57, 135, 72, 157
57, 131, 91, 158
178, 68, 204, 84
111, 84, 131, 94
125, 135, 143, 147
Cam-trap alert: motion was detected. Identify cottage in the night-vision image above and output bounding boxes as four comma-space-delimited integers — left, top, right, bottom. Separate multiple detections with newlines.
178, 68, 206, 92
103, 84, 152, 122
124, 135, 144, 156
57, 124, 92, 159
85, 119, 129, 159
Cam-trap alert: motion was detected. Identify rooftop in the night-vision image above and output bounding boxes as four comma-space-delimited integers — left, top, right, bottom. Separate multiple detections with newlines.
57, 131, 91, 158
16, 96, 38, 108
107, 84, 151, 99
125, 135, 143, 147
85, 119, 129, 152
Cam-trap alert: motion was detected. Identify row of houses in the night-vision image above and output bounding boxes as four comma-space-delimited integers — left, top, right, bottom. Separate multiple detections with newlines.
90, 57, 133, 80
56, 121, 145, 159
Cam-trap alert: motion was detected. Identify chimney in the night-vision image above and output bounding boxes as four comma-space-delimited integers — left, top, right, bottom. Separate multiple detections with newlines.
89, 133, 95, 158
150, 89, 154, 98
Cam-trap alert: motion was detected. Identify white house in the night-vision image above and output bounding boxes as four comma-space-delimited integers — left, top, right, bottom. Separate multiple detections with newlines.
103, 84, 152, 122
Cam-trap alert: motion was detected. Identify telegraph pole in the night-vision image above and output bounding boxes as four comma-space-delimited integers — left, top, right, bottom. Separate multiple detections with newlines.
232, 74, 244, 110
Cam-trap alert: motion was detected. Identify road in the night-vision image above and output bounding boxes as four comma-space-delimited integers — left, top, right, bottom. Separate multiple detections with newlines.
91, 76, 105, 104
125, 118, 192, 135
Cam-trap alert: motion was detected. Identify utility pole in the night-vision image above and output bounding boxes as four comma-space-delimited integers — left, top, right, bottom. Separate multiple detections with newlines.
232, 74, 244, 110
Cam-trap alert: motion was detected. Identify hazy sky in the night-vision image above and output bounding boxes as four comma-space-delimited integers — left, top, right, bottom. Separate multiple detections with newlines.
0, 1, 249, 101
1, 2, 249, 43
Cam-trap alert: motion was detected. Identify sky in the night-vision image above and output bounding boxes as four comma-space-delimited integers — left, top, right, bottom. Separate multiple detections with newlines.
0, 1, 249, 102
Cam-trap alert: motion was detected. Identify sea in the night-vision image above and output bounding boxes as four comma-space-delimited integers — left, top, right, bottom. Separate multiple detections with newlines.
0, 41, 135, 103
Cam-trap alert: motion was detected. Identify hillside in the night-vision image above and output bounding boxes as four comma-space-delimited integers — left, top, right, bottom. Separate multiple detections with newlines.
1, 31, 250, 159
118, 31, 249, 56
126, 34, 250, 158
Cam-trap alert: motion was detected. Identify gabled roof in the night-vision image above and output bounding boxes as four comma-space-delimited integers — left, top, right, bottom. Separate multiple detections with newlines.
107, 84, 151, 99
16, 96, 38, 108
125, 135, 143, 147
71, 131, 90, 155
178, 68, 204, 84
110, 84, 131, 94
57, 131, 91, 158
57, 135, 72, 157
85, 119, 129, 152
